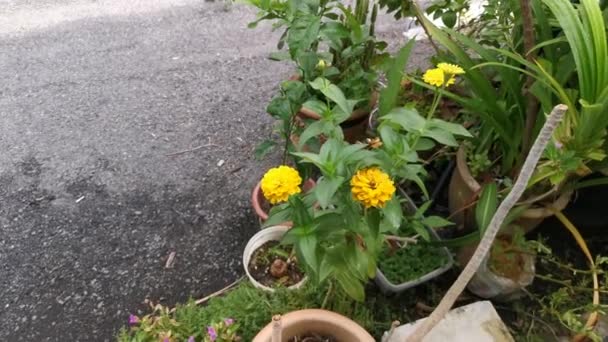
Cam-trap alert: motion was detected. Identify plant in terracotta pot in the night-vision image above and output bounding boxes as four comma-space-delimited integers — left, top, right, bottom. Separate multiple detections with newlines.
414, 0, 608, 233
251, 79, 316, 222
252, 309, 374, 342
247, 0, 388, 146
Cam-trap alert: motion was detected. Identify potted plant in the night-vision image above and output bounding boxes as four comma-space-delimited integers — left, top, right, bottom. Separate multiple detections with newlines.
413, 0, 608, 233
252, 309, 374, 342
251, 175, 316, 222
375, 194, 454, 293
247, 0, 388, 147
257, 42, 471, 299
462, 232, 536, 301
243, 225, 307, 292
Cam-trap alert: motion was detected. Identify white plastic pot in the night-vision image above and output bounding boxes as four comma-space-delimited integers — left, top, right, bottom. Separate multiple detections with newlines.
243, 225, 307, 292
375, 227, 454, 293
375, 190, 454, 293
466, 252, 535, 301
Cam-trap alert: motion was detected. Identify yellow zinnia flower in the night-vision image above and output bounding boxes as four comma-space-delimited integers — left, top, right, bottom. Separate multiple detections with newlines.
437, 62, 465, 76
260, 166, 302, 204
350, 167, 396, 208
422, 68, 455, 87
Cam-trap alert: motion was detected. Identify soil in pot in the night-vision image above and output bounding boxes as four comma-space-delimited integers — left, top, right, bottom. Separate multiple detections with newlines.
287, 333, 338, 342
377, 243, 448, 284
488, 236, 527, 281
248, 241, 304, 288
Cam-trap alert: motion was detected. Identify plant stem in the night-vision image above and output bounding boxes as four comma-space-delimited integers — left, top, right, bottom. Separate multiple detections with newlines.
535, 274, 608, 293
321, 281, 334, 309
552, 210, 601, 341
282, 103, 297, 165
519, 0, 539, 165
410, 88, 443, 150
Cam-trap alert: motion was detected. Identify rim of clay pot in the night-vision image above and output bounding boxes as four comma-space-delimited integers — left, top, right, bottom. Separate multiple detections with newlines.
243, 225, 307, 292
251, 178, 316, 221
252, 309, 375, 342
455, 146, 571, 220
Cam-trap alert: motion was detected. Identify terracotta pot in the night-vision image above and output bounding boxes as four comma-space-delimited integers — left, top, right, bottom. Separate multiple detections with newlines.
251, 178, 316, 222
243, 225, 307, 292
448, 146, 571, 234
253, 309, 374, 342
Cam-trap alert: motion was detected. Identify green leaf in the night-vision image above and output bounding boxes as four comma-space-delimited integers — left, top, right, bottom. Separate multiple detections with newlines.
411, 222, 431, 241
314, 176, 345, 208
288, 195, 313, 227
335, 271, 365, 302
266, 97, 292, 120
287, 13, 321, 57
441, 11, 457, 28
428, 231, 479, 247
269, 51, 291, 61
319, 22, 349, 50
475, 182, 498, 235
314, 212, 345, 234
364, 209, 380, 238
263, 203, 292, 228
382, 197, 403, 230
381, 107, 426, 131
254, 139, 277, 159
292, 151, 324, 170
317, 257, 333, 283
378, 125, 399, 150
378, 40, 416, 117
297, 234, 318, 271
301, 99, 328, 116
296, 51, 319, 81
309, 77, 354, 115
298, 120, 329, 148
430, 119, 473, 137
422, 127, 458, 146
422, 216, 454, 228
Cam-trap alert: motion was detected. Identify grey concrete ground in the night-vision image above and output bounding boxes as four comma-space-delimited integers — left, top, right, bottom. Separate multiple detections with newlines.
0, 1, 428, 340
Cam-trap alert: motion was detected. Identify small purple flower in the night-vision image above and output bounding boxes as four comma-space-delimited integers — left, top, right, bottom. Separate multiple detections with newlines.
162, 338, 170, 342
224, 318, 234, 326
207, 326, 217, 341
187, 337, 195, 342
128, 314, 139, 325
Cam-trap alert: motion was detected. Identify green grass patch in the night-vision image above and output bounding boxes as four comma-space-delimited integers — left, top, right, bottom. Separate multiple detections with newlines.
117, 280, 417, 341
378, 244, 448, 284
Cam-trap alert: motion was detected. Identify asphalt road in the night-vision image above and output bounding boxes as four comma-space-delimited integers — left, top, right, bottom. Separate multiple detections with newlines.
0, 1, 426, 340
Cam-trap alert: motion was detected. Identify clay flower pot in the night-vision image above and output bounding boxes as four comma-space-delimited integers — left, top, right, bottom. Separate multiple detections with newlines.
251, 178, 316, 222
448, 146, 571, 233
252, 309, 375, 342
243, 225, 307, 292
